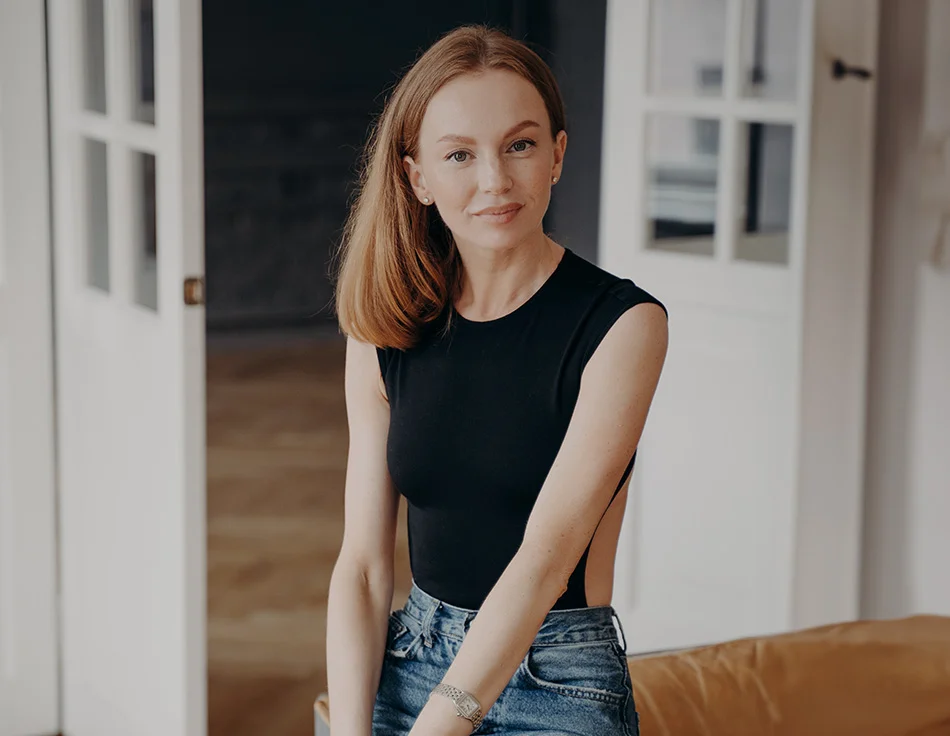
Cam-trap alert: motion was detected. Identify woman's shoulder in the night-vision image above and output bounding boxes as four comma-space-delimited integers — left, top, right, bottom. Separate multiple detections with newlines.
559, 248, 668, 319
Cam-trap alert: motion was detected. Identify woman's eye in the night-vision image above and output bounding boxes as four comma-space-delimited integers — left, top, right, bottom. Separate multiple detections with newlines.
448, 151, 469, 163
511, 138, 536, 153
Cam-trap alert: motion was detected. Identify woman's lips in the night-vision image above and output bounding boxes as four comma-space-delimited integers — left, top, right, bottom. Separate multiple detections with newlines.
474, 204, 523, 224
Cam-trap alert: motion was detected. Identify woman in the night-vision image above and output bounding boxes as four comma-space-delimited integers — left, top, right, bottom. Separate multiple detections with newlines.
327, 24, 667, 736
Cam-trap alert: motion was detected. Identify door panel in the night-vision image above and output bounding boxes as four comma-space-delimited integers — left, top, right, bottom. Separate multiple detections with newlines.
0, 2, 59, 734
47, 0, 207, 733
631, 308, 798, 648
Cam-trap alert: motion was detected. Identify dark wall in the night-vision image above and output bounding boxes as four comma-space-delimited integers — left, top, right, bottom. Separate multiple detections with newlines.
202, 0, 605, 329
547, 0, 608, 265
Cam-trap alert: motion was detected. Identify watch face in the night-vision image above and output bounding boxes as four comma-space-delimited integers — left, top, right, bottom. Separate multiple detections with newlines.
457, 694, 478, 717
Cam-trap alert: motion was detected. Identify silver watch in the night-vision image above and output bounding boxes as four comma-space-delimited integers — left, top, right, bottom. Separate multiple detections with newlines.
430, 682, 483, 731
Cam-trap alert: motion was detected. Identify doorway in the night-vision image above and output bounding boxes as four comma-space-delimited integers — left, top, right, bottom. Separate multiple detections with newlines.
199, 3, 608, 734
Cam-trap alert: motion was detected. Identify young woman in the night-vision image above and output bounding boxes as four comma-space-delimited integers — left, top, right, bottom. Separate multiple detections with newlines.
327, 24, 668, 736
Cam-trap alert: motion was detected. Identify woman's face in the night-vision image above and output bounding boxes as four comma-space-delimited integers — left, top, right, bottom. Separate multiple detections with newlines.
404, 69, 567, 253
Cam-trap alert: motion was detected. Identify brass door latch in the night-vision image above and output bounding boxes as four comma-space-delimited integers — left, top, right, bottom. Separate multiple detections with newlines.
183, 276, 205, 306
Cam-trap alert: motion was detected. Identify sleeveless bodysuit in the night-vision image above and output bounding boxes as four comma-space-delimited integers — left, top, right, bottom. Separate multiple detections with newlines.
377, 247, 667, 610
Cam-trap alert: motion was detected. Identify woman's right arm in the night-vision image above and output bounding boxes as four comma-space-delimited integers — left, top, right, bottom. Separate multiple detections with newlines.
326, 336, 400, 736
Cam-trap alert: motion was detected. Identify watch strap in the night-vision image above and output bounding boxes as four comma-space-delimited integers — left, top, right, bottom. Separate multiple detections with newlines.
430, 682, 483, 730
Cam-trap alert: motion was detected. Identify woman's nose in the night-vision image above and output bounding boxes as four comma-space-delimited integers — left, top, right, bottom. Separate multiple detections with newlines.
479, 157, 512, 194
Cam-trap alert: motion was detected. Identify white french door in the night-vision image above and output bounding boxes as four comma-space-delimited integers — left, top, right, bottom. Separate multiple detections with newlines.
603, 0, 880, 652
0, 3, 59, 735
47, 1, 207, 734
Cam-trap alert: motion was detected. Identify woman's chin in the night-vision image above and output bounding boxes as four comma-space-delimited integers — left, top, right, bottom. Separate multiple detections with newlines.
459, 225, 536, 252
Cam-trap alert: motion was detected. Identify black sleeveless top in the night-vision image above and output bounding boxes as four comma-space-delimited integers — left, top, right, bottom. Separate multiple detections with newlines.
377, 247, 667, 610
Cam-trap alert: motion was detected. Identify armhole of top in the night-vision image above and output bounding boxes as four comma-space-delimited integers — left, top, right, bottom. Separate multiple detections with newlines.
375, 346, 390, 402
580, 280, 668, 370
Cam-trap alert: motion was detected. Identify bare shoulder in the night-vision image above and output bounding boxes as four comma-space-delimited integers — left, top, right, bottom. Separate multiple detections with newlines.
587, 301, 668, 376
344, 335, 388, 406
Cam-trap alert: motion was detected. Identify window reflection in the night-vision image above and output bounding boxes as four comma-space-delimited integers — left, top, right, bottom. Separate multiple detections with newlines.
647, 114, 719, 258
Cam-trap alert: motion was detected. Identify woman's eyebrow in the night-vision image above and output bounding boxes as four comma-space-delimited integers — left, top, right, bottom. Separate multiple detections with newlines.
436, 119, 541, 145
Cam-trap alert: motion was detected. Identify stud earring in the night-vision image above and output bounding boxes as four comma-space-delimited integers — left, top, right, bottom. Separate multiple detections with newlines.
552, 176, 558, 184
423, 196, 430, 204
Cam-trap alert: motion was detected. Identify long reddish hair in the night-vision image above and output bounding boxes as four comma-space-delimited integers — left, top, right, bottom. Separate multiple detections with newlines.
332, 24, 566, 349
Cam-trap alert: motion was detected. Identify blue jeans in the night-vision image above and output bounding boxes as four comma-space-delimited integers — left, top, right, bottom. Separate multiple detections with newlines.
372, 581, 639, 735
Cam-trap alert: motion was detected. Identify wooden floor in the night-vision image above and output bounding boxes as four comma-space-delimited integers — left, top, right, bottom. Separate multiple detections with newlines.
207, 332, 412, 736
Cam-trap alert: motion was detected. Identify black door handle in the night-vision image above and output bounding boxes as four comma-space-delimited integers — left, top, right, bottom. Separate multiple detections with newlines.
831, 58, 873, 81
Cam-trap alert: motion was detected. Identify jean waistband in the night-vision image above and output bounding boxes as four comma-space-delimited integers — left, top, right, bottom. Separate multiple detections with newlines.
402, 580, 628, 649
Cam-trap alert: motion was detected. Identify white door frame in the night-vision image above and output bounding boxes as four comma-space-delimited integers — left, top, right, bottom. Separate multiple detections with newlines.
0, 2, 60, 734
792, 0, 880, 627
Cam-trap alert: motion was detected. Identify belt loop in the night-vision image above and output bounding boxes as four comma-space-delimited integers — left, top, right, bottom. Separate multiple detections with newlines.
611, 611, 627, 652
420, 600, 440, 647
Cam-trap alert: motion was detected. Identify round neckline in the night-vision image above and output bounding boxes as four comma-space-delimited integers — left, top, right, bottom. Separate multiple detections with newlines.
453, 246, 572, 327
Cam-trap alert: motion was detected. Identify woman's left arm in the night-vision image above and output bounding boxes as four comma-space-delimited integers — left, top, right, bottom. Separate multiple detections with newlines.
409, 302, 669, 736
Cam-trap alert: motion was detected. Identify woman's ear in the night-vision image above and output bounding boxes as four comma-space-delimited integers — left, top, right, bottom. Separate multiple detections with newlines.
552, 130, 568, 182
403, 155, 430, 204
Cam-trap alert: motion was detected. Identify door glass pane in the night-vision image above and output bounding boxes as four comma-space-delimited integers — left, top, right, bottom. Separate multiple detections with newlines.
735, 122, 793, 265
650, 0, 728, 97
85, 139, 110, 291
130, 0, 156, 124
742, 0, 802, 100
83, 0, 107, 114
133, 152, 158, 310
646, 114, 718, 257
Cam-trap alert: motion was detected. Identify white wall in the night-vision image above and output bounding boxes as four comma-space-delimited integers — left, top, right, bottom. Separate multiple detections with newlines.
862, 0, 950, 619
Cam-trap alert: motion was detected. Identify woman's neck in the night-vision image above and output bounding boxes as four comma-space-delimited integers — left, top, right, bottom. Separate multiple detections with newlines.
454, 234, 564, 322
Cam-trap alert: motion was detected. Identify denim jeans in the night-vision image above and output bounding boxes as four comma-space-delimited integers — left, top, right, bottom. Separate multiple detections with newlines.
372, 581, 639, 735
